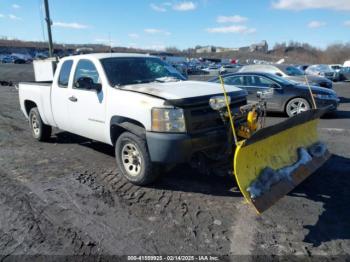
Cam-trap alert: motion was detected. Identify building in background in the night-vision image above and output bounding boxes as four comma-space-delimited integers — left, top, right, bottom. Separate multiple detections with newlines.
249, 40, 268, 53
196, 46, 216, 54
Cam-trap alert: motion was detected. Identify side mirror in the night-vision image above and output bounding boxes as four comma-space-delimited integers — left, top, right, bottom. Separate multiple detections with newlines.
94, 83, 102, 92
76, 77, 102, 92
275, 72, 283, 77
269, 83, 281, 89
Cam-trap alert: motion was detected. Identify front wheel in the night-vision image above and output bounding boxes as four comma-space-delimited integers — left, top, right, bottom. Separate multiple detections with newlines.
286, 98, 311, 117
28, 107, 52, 141
115, 132, 159, 186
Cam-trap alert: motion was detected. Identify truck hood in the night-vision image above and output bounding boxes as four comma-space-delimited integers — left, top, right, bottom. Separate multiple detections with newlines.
120, 80, 244, 100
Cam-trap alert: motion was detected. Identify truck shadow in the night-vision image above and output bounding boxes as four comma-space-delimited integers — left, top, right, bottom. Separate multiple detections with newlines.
50, 131, 115, 157
152, 165, 241, 198
290, 154, 350, 247
50, 131, 240, 198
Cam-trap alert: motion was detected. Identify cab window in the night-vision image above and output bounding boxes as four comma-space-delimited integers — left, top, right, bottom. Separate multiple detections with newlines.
73, 59, 100, 89
58, 60, 73, 88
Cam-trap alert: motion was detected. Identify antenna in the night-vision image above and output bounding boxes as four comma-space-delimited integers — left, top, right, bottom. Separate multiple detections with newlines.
43, 0, 54, 57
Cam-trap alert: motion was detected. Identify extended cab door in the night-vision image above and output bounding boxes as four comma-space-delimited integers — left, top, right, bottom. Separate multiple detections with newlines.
51, 60, 74, 131
67, 59, 107, 142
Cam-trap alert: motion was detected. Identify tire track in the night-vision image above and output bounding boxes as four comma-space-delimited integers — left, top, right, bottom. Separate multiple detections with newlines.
73, 169, 237, 253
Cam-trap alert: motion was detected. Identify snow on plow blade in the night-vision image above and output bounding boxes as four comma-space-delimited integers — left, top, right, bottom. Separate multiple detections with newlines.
233, 109, 331, 214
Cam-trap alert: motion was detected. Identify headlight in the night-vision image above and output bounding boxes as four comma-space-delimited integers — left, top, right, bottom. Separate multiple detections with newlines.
209, 95, 230, 111
151, 108, 186, 133
309, 82, 320, 86
313, 94, 335, 99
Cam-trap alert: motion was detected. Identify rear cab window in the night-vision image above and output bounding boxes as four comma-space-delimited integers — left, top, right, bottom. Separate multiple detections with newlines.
58, 60, 73, 88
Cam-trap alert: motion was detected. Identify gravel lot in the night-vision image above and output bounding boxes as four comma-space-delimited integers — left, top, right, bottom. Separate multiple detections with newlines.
0, 64, 350, 260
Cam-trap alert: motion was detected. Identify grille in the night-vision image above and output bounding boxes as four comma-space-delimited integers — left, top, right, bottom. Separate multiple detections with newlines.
325, 72, 335, 78
320, 81, 332, 88
185, 98, 247, 133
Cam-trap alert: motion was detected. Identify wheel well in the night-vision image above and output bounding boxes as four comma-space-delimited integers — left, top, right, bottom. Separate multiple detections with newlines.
284, 96, 312, 113
110, 117, 146, 145
24, 100, 37, 116
110, 125, 127, 145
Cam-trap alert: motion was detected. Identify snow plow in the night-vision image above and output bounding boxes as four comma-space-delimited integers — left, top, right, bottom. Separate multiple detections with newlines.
211, 76, 331, 213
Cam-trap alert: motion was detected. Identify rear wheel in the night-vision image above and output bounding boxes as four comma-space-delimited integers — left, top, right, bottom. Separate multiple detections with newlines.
115, 132, 159, 186
28, 107, 52, 141
286, 98, 311, 117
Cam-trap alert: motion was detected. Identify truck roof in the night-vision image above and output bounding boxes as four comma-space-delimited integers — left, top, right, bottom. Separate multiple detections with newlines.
61, 53, 152, 61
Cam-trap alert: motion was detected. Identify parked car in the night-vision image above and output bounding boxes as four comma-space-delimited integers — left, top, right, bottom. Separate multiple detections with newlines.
19, 53, 248, 185
295, 64, 310, 72
338, 67, 350, 81
344, 61, 350, 67
209, 72, 339, 117
14, 58, 26, 64
1, 56, 15, 63
219, 64, 241, 74
330, 64, 342, 73
305, 64, 337, 81
238, 64, 333, 89
202, 65, 221, 75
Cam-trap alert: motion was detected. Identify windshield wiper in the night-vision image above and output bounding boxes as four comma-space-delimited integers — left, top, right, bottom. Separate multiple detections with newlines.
155, 76, 181, 83
115, 79, 161, 87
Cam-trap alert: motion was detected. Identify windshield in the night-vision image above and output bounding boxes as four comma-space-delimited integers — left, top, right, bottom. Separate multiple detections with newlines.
101, 57, 185, 86
283, 66, 305, 76
314, 64, 331, 72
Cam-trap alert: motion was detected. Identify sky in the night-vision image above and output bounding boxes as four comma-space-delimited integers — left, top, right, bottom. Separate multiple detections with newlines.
0, 0, 350, 50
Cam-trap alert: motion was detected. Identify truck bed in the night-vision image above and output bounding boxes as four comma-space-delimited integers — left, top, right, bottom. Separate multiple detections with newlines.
19, 81, 52, 86
18, 81, 56, 127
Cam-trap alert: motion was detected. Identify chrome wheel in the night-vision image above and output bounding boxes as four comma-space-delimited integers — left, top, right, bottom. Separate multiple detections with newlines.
121, 143, 142, 177
31, 114, 40, 136
286, 98, 310, 117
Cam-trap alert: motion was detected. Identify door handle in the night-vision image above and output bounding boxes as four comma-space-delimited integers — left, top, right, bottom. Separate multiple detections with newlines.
68, 96, 78, 102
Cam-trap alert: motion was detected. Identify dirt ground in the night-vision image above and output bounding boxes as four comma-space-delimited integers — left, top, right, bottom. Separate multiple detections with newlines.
0, 65, 350, 260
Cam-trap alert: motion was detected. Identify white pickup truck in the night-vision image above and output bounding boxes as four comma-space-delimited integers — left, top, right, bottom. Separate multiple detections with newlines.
19, 53, 247, 185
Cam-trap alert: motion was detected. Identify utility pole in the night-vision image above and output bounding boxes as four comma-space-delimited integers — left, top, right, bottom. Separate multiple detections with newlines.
43, 0, 54, 57
109, 32, 112, 53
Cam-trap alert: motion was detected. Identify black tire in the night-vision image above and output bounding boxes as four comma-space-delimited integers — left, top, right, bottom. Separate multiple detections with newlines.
28, 107, 52, 141
115, 132, 159, 186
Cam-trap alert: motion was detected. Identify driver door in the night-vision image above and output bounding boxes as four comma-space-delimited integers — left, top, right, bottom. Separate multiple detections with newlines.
241, 75, 281, 110
67, 59, 106, 142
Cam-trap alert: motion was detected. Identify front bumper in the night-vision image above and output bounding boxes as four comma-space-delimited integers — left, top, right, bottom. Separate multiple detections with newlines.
315, 98, 339, 111
146, 129, 227, 163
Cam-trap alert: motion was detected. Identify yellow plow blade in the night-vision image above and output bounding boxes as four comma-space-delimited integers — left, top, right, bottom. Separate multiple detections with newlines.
233, 109, 331, 214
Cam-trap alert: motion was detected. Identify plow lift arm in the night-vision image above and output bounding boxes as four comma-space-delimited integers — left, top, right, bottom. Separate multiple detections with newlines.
211, 75, 331, 214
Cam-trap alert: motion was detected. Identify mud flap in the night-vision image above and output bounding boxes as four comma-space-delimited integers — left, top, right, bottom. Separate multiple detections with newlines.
233, 109, 331, 214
